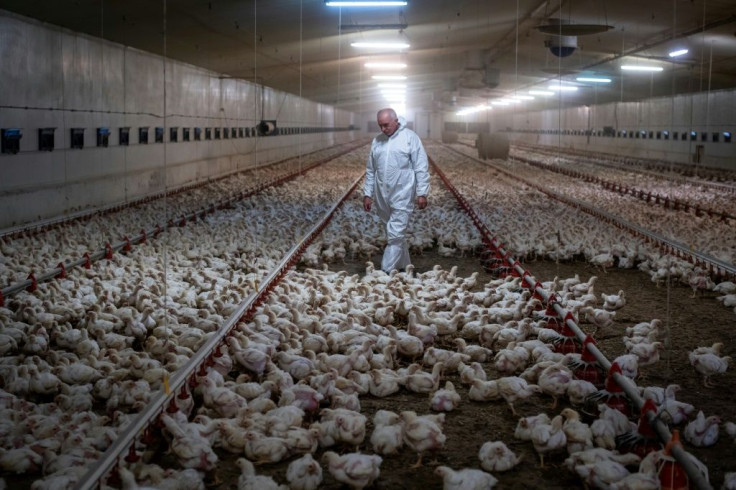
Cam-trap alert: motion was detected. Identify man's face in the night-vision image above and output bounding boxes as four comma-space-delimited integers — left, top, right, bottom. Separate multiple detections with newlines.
377, 114, 399, 137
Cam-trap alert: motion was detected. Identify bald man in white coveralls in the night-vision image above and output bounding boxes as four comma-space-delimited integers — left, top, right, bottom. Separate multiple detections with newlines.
363, 108, 430, 273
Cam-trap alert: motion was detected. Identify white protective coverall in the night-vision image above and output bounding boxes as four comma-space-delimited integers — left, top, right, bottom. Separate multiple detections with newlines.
364, 116, 430, 273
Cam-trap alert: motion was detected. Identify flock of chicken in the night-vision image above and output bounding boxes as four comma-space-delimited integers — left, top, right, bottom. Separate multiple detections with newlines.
0, 140, 733, 489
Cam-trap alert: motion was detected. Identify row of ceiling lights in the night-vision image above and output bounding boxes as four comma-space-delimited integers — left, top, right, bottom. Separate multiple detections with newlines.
326, 0, 410, 113
456, 48, 690, 116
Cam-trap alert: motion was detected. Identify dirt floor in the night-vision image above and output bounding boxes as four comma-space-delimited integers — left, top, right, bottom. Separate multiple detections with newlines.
206, 248, 736, 490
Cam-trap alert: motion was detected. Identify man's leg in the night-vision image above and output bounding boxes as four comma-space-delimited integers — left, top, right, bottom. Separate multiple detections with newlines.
381, 209, 411, 273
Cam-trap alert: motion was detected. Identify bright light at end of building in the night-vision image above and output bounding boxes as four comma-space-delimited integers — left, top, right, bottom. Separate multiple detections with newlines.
668, 49, 689, 57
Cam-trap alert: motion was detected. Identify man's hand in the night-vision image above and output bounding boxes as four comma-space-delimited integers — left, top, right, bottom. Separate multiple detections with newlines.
363, 196, 372, 212
417, 196, 428, 210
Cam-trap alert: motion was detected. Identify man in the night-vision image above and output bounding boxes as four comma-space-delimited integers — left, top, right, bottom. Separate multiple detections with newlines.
363, 108, 430, 273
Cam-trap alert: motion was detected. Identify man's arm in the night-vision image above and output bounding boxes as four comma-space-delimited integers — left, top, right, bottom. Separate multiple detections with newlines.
410, 133, 430, 206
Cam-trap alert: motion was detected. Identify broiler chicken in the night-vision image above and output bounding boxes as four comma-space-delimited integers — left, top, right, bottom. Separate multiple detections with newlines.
401, 411, 446, 468
286, 453, 323, 490
514, 413, 551, 441
497, 376, 541, 415
531, 415, 567, 467
322, 451, 382, 490
405, 362, 444, 394
478, 440, 522, 472
236, 457, 287, 490
434, 466, 498, 489
537, 363, 573, 409
161, 414, 218, 472
560, 408, 593, 454
601, 290, 626, 311
688, 350, 731, 387
430, 380, 461, 412
683, 411, 720, 447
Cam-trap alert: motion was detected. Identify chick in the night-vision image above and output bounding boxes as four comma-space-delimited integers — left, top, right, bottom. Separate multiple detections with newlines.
478, 440, 522, 472
434, 466, 498, 489
322, 451, 382, 490
286, 453, 323, 490
430, 381, 461, 412
560, 408, 594, 454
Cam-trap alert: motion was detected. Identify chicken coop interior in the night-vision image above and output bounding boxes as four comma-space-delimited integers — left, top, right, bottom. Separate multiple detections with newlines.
1, 0, 736, 489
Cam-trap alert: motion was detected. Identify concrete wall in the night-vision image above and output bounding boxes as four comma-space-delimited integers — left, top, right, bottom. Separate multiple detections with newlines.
0, 11, 358, 230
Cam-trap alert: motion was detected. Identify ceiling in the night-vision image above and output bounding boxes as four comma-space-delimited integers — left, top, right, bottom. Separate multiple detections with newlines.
2, 0, 736, 115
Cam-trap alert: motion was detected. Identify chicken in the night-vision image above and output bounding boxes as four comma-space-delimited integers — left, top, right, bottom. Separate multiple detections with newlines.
286, 453, 323, 490
566, 379, 598, 406
468, 379, 500, 402
537, 364, 573, 409
434, 466, 498, 489
161, 414, 218, 471
321, 451, 382, 490
368, 369, 402, 398
560, 408, 594, 454
370, 422, 404, 455
493, 347, 530, 375
641, 383, 680, 405
478, 440, 522, 472
236, 458, 287, 490
430, 381, 461, 412
401, 411, 447, 468
200, 377, 248, 418
580, 306, 616, 336
688, 351, 731, 387
514, 413, 551, 441
574, 460, 630, 489
601, 290, 626, 311
628, 341, 663, 368
243, 431, 290, 464
458, 361, 487, 385
405, 362, 444, 394
497, 376, 541, 415
531, 415, 567, 467
683, 411, 721, 447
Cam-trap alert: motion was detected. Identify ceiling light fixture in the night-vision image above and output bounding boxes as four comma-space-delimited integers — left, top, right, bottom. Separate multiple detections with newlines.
378, 83, 406, 89
326, 1, 407, 7
491, 100, 510, 106
365, 62, 407, 69
372, 75, 407, 80
456, 105, 490, 116
529, 90, 554, 96
512, 95, 535, 100
621, 65, 663, 72
576, 77, 611, 83
668, 48, 689, 57
548, 85, 578, 92
351, 42, 410, 49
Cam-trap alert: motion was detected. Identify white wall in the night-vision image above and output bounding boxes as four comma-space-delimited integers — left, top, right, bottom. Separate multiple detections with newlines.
0, 10, 358, 230
496, 90, 736, 169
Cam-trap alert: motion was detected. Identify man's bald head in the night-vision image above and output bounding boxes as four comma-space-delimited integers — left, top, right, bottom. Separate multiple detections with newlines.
377, 108, 397, 120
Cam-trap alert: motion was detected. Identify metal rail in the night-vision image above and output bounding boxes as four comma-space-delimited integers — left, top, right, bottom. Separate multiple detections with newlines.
72, 173, 364, 490
446, 145, 736, 282
429, 156, 713, 490
0, 144, 366, 306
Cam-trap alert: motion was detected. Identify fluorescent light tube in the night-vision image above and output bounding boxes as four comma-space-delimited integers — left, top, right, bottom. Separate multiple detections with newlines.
512, 95, 535, 100
529, 90, 554, 96
351, 42, 410, 49
365, 62, 407, 69
372, 75, 407, 80
326, 1, 407, 6
668, 49, 688, 57
621, 65, 663, 72
576, 77, 611, 83
548, 85, 578, 91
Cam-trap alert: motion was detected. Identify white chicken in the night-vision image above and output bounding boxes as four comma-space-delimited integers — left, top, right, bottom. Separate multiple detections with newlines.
683, 411, 721, 447
322, 451, 382, 490
601, 290, 626, 311
286, 453, 323, 490
478, 440, 522, 472
434, 466, 498, 489
401, 411, 446, 467
497, 376, 541, 415
688, 350, 731, 387
236, 458, 287, 490
531, 415, 567, 467
430, 381, 461, 412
